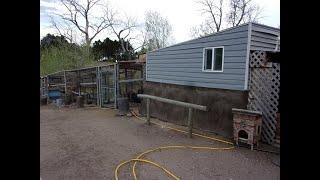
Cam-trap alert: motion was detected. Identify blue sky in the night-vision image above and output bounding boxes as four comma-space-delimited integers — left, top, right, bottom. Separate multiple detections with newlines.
40, 0, 280, 45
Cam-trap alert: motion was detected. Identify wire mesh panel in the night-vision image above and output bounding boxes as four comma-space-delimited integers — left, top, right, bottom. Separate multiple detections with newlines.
247, 51, 280, 144
40, 77, 48, 97
98, 65, 116, 107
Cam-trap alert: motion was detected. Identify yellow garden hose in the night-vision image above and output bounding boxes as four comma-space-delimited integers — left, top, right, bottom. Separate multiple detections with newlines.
114, 111, 235, 180
115, 158, 180, 180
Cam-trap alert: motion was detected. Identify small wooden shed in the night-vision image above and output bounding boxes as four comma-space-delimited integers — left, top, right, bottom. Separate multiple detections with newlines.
144, 22, 280, 145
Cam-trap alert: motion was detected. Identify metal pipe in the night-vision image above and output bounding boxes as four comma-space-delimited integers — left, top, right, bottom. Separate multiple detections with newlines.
96, 67, 99, 106
137, 94, 207, 111
44, 64, 117, 76
114, 64, 117, 109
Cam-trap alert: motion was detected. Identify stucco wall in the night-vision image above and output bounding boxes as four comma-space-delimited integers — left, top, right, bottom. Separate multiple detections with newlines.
139, 81, 249, 138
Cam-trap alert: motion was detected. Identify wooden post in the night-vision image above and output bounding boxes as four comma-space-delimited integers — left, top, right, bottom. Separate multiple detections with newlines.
188, 108, 193, 138
140, 67, 143, 91
114, 64, 117, 109
47, 76, 50, 104
64, 71, 67, 99
146, 98, 150, 125
125, 68, 128, 96
78, 70, 81, 96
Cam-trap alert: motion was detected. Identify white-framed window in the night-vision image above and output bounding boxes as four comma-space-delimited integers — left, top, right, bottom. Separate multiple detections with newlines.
202, 46, 224, 72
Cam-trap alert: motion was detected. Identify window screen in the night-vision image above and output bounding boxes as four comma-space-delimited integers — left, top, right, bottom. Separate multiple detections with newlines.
213, 48, 223, 71
204, 49, 212, 70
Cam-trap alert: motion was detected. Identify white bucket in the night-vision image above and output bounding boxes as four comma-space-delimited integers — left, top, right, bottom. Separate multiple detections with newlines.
56, 99, 63, 106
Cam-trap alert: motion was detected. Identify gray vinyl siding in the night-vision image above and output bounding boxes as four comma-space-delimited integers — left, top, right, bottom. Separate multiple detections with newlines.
146, 24, 249, 91
250, 23, 280, 51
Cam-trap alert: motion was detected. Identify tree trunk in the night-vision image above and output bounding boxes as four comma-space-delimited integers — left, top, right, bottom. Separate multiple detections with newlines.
84, 13, 91, 63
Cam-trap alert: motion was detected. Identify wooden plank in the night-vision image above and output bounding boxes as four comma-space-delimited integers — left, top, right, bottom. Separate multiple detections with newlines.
188, 108, 193, 138
147, 78, 245, 90
138, 94, 207, 111
147, 71, 245, 80
147, 74, 245, 85
146, 98, 150, 125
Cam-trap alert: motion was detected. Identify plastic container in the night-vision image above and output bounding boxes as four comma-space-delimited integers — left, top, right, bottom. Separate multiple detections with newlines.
117, 97, 129, 113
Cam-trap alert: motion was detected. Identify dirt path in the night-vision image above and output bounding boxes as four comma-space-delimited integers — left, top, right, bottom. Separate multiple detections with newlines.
40, 106, 279, 180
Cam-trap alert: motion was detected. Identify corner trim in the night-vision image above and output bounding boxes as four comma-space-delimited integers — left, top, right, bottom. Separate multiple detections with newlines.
244, 23, 252, 90
146, 53, 148, 80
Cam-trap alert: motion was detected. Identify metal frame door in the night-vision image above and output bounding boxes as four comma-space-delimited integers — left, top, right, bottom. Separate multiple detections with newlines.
97, 65, 116, 108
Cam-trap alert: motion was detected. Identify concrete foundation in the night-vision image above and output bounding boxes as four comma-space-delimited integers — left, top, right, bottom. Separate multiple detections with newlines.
139, 82, 249, 138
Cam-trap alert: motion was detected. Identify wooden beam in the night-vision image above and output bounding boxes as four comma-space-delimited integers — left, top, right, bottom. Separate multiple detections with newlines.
137, 94, 207, 111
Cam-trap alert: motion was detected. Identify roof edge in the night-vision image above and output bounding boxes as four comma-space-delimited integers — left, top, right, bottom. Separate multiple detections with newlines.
251, 22, 280, 31
148, 23, 250, 53
148, 22, 280, 54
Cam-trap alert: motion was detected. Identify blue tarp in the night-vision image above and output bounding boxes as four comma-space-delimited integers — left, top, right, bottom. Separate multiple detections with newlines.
48, 90, 61, 100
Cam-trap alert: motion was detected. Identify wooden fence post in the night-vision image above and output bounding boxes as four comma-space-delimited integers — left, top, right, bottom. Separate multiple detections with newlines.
188, 108, 193, 138
146, 98, 150, 125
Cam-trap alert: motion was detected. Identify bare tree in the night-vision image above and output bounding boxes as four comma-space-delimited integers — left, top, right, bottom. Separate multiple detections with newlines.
144, 11, 172, 51
54, 0, 114, 48
190, 19, 218, 38
190, 0, 223, 38
198, 0, 224, 32
50, 17, 76, 43
227, 0, 263, 27
190, 0, 263, 38
105, 14, 138, 59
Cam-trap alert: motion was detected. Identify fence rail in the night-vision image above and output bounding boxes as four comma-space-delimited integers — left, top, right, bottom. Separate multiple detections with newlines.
137, 94, 207, 138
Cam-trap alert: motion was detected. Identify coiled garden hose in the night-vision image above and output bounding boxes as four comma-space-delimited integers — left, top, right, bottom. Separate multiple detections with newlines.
114, 111, 235, 180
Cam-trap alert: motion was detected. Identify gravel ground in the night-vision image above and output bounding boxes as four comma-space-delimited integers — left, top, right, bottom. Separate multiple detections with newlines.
40, 105, 280, 180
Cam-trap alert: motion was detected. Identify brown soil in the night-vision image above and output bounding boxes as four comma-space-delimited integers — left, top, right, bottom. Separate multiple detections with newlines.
40, 105, 279, 180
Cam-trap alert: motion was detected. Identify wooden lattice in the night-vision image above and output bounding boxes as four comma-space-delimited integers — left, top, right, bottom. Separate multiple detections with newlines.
247, 51, 280, 144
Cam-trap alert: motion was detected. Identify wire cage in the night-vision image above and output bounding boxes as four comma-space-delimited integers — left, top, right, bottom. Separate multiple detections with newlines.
40, 61, 145, 108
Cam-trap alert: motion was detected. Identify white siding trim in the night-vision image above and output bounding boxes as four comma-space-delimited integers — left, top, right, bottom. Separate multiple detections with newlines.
244, 23, 252, 90
146, 53, 148, 80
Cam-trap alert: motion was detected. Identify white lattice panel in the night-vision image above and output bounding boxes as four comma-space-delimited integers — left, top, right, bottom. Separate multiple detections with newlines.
248, 51, 280, 144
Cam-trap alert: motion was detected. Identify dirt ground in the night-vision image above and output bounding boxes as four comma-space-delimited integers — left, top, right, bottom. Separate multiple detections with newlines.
40, 105, 280, 180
